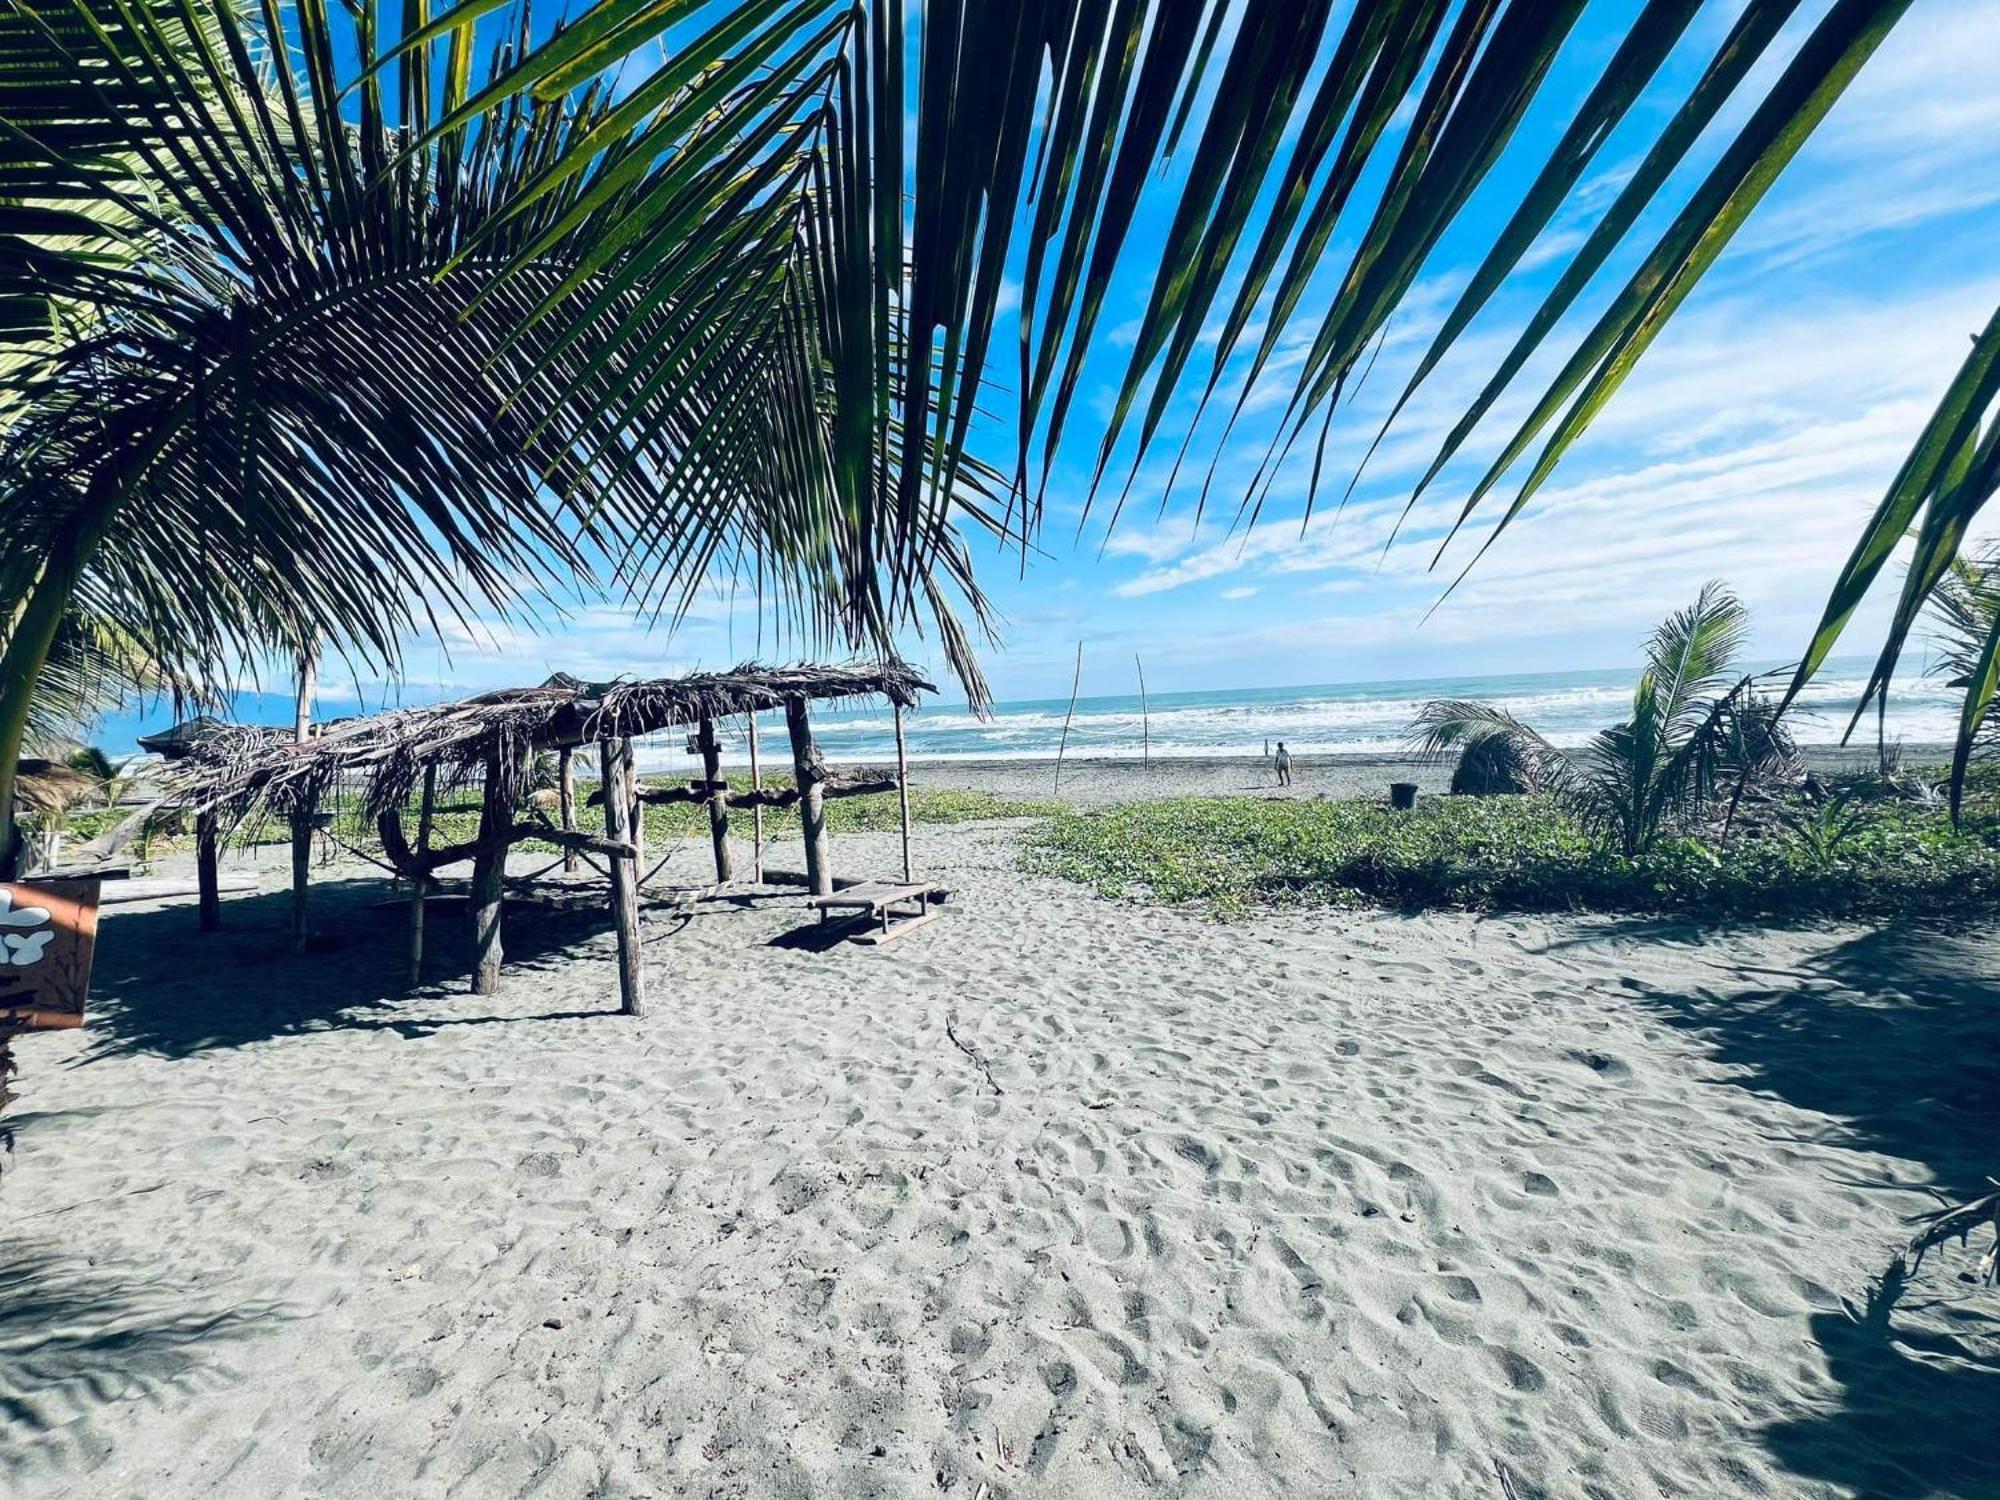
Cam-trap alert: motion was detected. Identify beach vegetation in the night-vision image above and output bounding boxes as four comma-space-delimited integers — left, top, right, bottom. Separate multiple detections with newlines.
1024, 774, 2000, 922
1412, 584, 1798, 857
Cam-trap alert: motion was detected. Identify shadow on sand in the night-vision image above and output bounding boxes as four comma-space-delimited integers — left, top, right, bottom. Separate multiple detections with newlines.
1627, 921, 2000, 1498
73, 876, 634, 1063
0, 1236, 287, 1469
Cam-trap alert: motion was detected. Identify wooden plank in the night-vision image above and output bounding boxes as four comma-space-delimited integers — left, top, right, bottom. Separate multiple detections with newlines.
851, 909, 941, 946
810, 881, 936, 912
98, 873, 258, 904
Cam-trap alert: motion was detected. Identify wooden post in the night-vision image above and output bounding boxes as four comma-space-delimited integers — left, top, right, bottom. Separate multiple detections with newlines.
558, 746, 578, 874
289, 808, 312, 950
629, 744, 646, 865
289, 649, 315, 949
469, 745, 514, 995
408, 763, 436, 987
601, 736, 646, 1016
894, 704, 913, 882
195, 810, 221, 932
697, 715, 733, 883
1054, 641, 1084, 795
746, 712, 765, 882
785, 698, 831, 896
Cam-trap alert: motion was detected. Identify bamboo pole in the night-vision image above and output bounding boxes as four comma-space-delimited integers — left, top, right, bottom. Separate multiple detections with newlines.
1135, 653, 1151, 774
785, 698, 831, 896
558, 746, 578, 874
894, 703, 913, 882
698, 715, 733, 882
746, 712, 765, 882
1054, 642, 1084, 795
407, 763, 435, 987
601, 736, 646, 1016
195, 810, 221, 932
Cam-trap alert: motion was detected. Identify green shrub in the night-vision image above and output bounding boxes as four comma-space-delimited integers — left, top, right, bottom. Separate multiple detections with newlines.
1023, 791, 2000, 920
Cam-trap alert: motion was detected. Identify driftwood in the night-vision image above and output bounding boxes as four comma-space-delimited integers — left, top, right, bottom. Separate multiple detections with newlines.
377, 809, 635, 880
1904, 1180, 2000, 1285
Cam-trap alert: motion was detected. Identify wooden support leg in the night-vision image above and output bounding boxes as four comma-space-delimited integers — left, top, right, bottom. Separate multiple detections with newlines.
558, 747, 578, 875
894, 704, 913, 883
602, 737, 646, 1016
409, 764, 436, 987
196, 810, 221, 933
786, 698, 830, 897
628, 740, 647, 866
470, 748, 512, 995
698, 715, 733, 883
289, 808, 311, 950
746, 713, 764, 882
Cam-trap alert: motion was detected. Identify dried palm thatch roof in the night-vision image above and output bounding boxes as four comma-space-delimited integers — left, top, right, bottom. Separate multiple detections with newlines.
164, 660, 934, 825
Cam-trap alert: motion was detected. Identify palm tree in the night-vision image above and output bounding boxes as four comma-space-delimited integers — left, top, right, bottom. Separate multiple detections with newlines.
0, 0, 998, 872
400, 0, 1980, 807
1411, 584, 1794, 857
1790, 314, 2000, 814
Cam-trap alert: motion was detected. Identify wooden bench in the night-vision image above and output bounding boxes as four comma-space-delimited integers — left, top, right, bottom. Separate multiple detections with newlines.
810, 880, 940, 945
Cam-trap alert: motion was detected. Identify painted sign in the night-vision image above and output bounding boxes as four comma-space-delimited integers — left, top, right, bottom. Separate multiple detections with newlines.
0, 878, 100, 1031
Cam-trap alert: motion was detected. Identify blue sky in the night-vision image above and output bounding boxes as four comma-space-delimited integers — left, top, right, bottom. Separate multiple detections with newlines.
309, 2, 2000, 714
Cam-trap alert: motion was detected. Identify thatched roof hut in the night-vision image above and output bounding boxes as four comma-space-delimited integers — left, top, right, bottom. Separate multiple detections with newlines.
162, 659, 933, 822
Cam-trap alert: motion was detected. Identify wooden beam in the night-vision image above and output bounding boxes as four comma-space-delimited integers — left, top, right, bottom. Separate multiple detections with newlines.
786, 698, 831, 897
697, 715, 732, 883
195, 809, 221, 932
602, 736, 646, 1017
558, 746, 578, 874
378, 808, 634, 880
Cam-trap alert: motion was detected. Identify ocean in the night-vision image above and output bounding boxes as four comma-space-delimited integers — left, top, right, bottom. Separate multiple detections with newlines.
96, 658, 1957, 771
675, 659, 1956, 769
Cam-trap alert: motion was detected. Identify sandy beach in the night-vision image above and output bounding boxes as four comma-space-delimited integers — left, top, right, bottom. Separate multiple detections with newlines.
4, 808, 1996, 1499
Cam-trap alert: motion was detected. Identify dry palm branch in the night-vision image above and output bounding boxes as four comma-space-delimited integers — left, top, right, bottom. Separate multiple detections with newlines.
158, 657, 932, 835
0, 0, 999, 868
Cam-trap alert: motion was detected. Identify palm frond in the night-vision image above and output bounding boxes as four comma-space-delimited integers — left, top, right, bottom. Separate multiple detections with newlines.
397, 0, 1907, 552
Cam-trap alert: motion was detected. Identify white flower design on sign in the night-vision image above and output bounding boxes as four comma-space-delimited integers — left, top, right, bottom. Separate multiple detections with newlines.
0, 888, 54, 968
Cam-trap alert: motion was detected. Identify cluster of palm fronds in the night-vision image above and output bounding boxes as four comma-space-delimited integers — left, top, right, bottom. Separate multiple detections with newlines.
0, 0, 996, 865
1412, 584, 1798, 857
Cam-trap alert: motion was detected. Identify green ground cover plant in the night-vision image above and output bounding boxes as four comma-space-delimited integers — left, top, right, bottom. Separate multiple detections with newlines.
1024, 776, 2000, 921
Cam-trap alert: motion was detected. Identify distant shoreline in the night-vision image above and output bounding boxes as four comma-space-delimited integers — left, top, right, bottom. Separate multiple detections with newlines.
846, 743, 1945, 806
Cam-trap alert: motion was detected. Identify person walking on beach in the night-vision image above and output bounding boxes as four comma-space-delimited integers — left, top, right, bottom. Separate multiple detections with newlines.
1275, 741, 1292, 787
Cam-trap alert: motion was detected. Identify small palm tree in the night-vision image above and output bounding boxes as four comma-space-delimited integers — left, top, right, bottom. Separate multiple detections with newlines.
1924, 547, 2000, 761
1412, 583, 1794, 857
